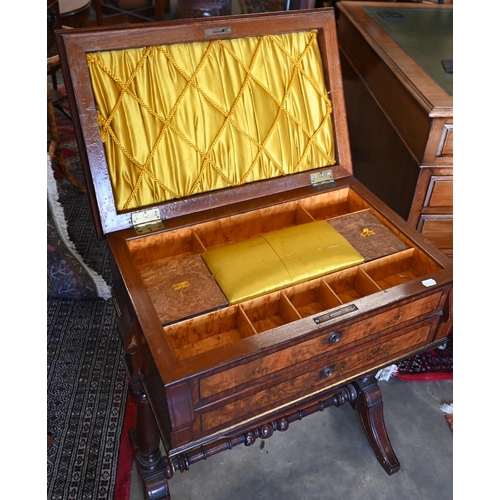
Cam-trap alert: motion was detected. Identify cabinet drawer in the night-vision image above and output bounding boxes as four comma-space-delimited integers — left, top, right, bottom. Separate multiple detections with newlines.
437, 123, 453, 158
418, 216, 453, 254
424, 176, 453, 208
198, 317, 437, 434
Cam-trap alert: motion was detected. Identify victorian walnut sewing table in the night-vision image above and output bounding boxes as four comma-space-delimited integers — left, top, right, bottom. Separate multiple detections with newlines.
57, 9, 452, 499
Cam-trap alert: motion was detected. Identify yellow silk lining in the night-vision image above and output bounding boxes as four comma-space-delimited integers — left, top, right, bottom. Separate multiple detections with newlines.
86, 31, 336, 212
202, 221, 364, 305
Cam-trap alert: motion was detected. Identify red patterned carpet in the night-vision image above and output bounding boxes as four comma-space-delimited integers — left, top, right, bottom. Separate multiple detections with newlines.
397, 333, 453, 381
114, 395, 136, 500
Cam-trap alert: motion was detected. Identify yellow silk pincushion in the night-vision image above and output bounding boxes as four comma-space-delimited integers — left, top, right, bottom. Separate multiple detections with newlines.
202, 221, 364, 304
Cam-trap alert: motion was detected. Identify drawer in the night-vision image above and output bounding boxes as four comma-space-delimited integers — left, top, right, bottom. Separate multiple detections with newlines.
197, 317, 438, 434
424, 176, 453, 208
197, 289, 445, 402
417, 215, 453, 254
437, 123, 453, 158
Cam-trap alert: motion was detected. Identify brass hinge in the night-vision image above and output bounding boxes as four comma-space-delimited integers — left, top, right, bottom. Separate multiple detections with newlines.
310, 169, 336, 188
131, 208, 164, 235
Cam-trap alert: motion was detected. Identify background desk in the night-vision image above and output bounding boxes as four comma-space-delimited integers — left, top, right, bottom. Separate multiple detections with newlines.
337, 1, 453, 256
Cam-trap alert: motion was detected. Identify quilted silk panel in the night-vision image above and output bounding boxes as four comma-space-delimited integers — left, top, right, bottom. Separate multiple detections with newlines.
86, 31, 336, 212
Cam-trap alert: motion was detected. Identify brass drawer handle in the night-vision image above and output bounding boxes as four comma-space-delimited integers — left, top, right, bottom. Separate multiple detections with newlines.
320, 366, 335, 378
327, 332, 342, 344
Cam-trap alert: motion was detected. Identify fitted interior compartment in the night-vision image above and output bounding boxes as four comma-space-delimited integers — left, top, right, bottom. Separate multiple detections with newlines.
128, 186, 444, 336
128, 226, 206, 270
162, 264, 383, 361
284, 278, 342, 317
322, 267, 381, 304
240, 293, 301, 333
361, 248, 441, 289
298, 188, 371, 221
194, 202, 315, 250
164, 305, 256, 361
127, 187, 388, 266
158, 245, 444, 361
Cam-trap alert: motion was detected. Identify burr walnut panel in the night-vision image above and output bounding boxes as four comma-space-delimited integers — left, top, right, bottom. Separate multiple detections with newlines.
198, 319, 435, 433
196, 289, 443, 401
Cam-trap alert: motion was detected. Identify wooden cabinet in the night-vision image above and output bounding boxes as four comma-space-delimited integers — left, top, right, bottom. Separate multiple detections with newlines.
336, 1, 453, 256
57, 9, 452, 499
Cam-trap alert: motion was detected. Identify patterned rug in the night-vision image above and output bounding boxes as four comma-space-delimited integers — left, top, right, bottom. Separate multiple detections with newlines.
396, 333, 453, 381
47, 96, 130, 500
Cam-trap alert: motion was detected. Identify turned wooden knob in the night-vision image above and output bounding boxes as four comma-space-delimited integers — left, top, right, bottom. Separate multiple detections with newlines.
327, 332, 342, 344
320, 366, 335, 378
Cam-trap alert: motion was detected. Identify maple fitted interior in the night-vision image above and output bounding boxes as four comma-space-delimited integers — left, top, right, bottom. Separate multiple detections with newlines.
126, 187, 442, 361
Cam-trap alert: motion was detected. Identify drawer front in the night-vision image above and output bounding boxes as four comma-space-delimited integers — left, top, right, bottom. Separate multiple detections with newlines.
424, 176, 453, 208
437, 123, 453, 158
424, 119, 453, 164
418, 216, 453, 254
198, 317, 437, 434
198, 291, 445, 402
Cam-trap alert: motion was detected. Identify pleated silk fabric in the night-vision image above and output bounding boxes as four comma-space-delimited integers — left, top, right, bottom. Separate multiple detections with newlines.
86, 30, 335, 212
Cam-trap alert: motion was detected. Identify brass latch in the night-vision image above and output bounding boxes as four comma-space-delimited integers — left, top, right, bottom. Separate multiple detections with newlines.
310, 169, 336, 188
131, 208, 164, 235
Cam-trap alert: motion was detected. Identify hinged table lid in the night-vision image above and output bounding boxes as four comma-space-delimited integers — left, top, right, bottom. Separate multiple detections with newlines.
57, 9, 353, 237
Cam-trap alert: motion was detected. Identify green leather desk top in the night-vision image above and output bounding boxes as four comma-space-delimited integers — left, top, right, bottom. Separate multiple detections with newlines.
364, 6, 453, 96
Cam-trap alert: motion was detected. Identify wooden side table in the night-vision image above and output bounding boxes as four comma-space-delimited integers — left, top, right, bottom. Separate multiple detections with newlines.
59, 0, 92, 27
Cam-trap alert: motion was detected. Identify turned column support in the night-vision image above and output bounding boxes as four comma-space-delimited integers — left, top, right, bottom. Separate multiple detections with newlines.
129, 374, 172, 500
351, 375, 400, 475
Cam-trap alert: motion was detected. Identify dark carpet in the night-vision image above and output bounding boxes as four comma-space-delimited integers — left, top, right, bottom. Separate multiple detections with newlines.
47, 98, 129, 500
397, 333, 453, 381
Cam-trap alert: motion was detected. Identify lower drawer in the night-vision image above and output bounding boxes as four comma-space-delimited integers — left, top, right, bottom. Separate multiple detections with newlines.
424, 176, 452, 208
196, 316, 438, 435
417, 215, 453, 255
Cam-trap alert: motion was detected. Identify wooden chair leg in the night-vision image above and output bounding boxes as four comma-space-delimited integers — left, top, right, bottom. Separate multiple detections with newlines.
47, 85, 86, 194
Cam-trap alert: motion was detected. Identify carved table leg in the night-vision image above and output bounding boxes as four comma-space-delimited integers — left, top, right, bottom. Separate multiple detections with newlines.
350, 376, 400, 475
129, 375, 172, 500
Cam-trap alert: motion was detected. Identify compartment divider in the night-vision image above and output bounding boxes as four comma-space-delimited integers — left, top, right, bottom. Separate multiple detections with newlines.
284, 277, 343, 318
356, 268, 383, 296
322, 266, 380, 304
236, 305, 258, 339
318, 279, 344, 309
278, 293, 302, 323
192, 229, 208, 253
296, 203, 316, 224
